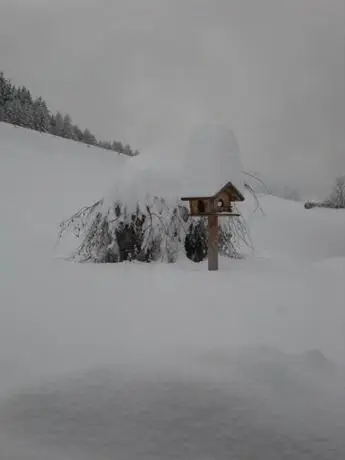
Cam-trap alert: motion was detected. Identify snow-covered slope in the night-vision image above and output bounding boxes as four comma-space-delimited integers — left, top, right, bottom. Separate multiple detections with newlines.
0, 122, 344, 459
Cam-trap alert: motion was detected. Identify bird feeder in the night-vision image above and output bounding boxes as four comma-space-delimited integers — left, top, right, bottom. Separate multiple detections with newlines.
181, 181, 244, 271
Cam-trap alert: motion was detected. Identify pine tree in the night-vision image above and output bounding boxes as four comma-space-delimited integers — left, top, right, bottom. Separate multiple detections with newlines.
0, 72, 14, 108
0, 70, 139, 156
17, 86, 33, 105
3, 98, 24, 126
62, 114, 75, 139
17, 87, 34, 128
49, 112, 64, 137
112, 140, 124, 153
72, 124, 84, 142
33, 97, 50, 132
98, 140, 112, 150
82, 128, 96, 145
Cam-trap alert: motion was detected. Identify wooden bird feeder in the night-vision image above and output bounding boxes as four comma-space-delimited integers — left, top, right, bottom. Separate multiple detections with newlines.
181, 181, 244, 271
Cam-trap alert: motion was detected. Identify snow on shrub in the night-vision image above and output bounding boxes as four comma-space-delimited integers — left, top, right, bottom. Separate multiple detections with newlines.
57, 197, 250, 263
57, 124, 254, 263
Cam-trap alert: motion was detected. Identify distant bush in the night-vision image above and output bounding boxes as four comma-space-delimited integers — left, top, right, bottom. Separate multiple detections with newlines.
305, 175, 345, 210
328, 175, 345, 208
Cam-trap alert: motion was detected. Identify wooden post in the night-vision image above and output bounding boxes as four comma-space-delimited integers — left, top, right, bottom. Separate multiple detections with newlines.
208, 214, 218, 271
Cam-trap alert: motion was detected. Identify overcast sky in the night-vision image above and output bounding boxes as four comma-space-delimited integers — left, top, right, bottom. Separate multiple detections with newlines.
1, 0, 344, 196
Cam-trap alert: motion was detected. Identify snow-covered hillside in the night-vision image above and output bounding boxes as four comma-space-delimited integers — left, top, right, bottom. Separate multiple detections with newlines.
0, 122, 344, 459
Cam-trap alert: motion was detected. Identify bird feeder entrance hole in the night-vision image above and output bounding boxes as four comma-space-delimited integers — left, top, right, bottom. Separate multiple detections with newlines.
181, 181, 244, 271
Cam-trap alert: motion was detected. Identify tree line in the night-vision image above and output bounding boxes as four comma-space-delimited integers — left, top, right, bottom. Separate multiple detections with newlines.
0, 72, 138, 156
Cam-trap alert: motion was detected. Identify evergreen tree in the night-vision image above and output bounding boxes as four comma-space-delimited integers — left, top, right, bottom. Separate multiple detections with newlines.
82, 128, 96, 145
49, 112, 64, 137
0, 70, 139, 156
17, 86, 33, 105
33, 97, 50, 132
62, 114, 75, 139
17, 87, 34, 128
98, 140, 112, 150
72, 124, 84, 142
112, 140, 124, 153
3, 98, 24, 126
0, 72, 14, 108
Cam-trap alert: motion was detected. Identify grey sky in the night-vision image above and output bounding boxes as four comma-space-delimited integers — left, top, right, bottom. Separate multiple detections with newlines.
0, 0, 344, 196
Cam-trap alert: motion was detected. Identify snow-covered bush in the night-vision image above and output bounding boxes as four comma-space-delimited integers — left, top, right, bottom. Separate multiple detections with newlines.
58, 197, 250, 263
57, 124, 255, 263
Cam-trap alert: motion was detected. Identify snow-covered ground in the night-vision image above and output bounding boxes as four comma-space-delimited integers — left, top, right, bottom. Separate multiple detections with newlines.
0, 122, 344, 459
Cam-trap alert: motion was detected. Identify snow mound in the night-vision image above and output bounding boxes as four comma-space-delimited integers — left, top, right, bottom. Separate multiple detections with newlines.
104, 123, 245, 211
102, 151, 183, 211
182, 123, 244, 197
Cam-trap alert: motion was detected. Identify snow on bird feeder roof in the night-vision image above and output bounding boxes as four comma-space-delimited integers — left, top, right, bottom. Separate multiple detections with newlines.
180, 123, 245, 200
